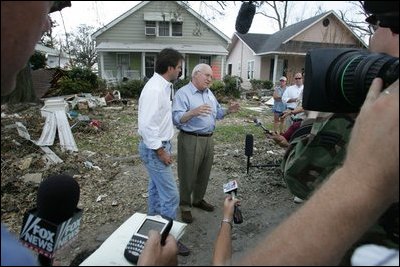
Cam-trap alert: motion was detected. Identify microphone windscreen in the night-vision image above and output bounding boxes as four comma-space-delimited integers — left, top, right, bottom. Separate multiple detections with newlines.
235, 2, 256, 34
245, 134, 254, 156
37, 174, 80, 224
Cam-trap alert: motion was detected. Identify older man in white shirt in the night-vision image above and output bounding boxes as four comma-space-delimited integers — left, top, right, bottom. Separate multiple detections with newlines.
282, 72, 304, 127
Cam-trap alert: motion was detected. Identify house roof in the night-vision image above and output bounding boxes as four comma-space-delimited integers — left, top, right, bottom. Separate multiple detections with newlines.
233, 10, 367, 56
96, 42, 228, 55
35, 43, 70, 58
92, 1, 230, 43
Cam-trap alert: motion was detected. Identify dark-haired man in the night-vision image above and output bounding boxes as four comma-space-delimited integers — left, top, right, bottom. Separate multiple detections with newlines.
137, 48, 190, 257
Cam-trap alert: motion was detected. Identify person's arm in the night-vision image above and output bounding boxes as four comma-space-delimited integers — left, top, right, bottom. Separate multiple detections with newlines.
212, 196, 238, 266
237, 78, 399, 266
138, 230, 178, 266
179, 104, 212, 123
273, 88, 281, 100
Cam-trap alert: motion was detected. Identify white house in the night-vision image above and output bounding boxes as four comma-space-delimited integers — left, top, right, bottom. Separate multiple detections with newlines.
35, 43, 72, 69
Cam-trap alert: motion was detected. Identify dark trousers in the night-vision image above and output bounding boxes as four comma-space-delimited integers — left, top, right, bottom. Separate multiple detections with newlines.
177, 131, 214, 211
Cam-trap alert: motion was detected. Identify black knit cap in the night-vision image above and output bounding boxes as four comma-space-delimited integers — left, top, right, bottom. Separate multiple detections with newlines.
50, 1, 71, 13
363, 1, 399, 33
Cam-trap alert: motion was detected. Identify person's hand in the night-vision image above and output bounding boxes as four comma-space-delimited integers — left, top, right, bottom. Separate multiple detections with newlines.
156, 148, 173, 165
137, 230, 178, 266
191, 104, 212, 116
223, 195, 240, 221
228, 101, 240, 114
280, 110, 292, 120
344, 78, 399, 203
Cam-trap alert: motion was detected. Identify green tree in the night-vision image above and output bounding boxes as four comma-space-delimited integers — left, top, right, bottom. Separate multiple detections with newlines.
67, 24, 97, 69
29, 52, 47, 70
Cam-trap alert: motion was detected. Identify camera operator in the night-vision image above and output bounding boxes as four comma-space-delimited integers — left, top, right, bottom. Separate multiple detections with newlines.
211, 1, 398, 265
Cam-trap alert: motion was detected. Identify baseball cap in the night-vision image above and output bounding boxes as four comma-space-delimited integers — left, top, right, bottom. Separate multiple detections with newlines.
279, 76, 287, 81
363, 1, 399, 33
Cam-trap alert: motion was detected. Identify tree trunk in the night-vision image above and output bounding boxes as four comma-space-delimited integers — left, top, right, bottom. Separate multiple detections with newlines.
1, 63, 37, 104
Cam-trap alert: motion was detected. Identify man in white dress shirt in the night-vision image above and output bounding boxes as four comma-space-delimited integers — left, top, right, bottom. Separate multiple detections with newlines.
281, 72, 304, 127
138, 48, 190, 256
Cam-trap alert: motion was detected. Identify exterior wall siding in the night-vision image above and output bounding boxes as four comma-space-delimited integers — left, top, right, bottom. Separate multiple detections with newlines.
226, 40, 256, 90
227, 13, 363, 87
294, 15, 357, 44
95, 1, 229, 81
96, 1, 228, 47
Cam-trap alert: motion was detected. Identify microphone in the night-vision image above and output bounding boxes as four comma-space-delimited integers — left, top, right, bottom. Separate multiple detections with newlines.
222, 180, 243, 224
19, 174, 82, 266
245, 134, 253, 157
253, 118, 273, 134
253, 118, 261, 126
245, 134, 253, 174
235, 1, 256, 34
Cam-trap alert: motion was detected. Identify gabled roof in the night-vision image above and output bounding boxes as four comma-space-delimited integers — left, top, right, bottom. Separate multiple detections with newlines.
92, 1, 230, 43
35, 44, 70, 58
233, 10, 367, 56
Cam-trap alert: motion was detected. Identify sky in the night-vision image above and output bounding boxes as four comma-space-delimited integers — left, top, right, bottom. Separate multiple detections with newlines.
49, 1, 365, 41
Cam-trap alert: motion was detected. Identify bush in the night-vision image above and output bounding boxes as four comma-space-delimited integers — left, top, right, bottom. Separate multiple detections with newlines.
68, 67, 98, 87
113, 79, 146, 99
173, 78, 190, 90
92, 79, 108, 95
29, 51, 46, 70
223, 75, 241, 98
263, 80, 274, 89
58, 77, 92, 94
249, 79, 263, 90
56, 67, 104, 95
210, 80, 225, 98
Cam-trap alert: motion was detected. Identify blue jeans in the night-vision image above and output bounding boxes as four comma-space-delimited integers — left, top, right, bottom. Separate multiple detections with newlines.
139, 140, 179, 220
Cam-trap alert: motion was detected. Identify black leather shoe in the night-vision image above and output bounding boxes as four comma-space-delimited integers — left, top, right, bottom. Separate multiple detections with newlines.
193, 199, 214, 212
181, 211, 193, 223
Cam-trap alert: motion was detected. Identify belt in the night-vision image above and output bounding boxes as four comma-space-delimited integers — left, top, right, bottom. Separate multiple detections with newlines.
181, 130, 213, 137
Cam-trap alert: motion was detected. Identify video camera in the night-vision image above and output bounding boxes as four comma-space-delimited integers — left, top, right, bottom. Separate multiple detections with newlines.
303, 48, 398, 113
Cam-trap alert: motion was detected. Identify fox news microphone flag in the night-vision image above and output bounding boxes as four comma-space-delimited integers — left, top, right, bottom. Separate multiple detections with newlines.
19, 174, 82, 261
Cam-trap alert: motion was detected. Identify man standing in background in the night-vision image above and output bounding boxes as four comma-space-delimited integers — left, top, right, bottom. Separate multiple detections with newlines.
282, 72, 303, 128
272, 76, 287, 134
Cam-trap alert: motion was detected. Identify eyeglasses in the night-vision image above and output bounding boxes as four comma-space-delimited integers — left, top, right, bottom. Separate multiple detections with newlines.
295, 77, 302, 80
279, 80, 286, 82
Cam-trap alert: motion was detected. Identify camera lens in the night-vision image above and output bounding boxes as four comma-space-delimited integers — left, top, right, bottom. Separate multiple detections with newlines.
329, 50, 398, 108
303, 48, 398, 113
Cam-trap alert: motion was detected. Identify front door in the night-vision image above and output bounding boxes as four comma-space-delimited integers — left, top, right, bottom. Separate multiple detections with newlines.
145, 55, 156, 79
117, 53, 129, 80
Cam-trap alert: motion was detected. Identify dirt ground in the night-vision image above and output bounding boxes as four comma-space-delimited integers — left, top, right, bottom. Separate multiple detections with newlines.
1, 98, 298, 266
